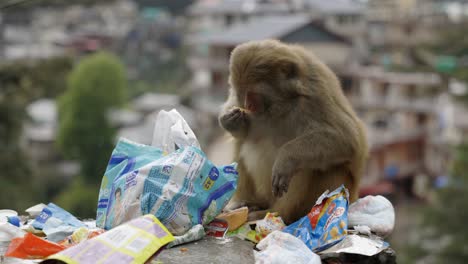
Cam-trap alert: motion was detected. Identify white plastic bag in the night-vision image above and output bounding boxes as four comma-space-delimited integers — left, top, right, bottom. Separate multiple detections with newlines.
254, 231, 321, 264
348, 195, 395, 237
151, 109, 199, 152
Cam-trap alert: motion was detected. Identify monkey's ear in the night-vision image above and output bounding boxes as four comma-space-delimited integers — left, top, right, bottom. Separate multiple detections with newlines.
278, 60, 299, 80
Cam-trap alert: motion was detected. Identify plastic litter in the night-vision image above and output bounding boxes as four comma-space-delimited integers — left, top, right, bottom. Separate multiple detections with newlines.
32, 203, 85, 231
42, 215, 174, 264
5, 233, 66, 259
348, 195, 395, 237
205, 219, 229, 238
0, 210, 21, 227
318, 234, 389, 256
283, 185, 349, 252
166, 224, 205, 248
58, 227, 105, 247
255, 212, 286, 239
151, 109, 200, 153
216, 207, 248, 231
25, 204, 47, 218
96, 109, 238, 235
254, 231, 321, 264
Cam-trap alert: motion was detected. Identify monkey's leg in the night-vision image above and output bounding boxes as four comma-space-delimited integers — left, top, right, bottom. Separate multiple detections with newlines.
272, 129, 355, 197
272, 169, 354, 224
224, 160, 260, 211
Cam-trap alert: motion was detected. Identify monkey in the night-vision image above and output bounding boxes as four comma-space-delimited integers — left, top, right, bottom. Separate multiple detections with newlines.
218, 39, 368, 224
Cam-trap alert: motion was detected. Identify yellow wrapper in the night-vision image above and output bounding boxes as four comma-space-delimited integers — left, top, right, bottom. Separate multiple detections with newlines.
42, 215, 174, 264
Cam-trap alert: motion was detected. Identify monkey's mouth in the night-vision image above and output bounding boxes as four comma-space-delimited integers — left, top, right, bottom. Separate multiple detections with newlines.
245, 91, 262, 113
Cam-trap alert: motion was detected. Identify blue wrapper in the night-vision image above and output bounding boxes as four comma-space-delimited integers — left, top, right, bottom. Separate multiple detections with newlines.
283, 185, 349, 252
96, 138, 238, 235
32, 203, 85, 230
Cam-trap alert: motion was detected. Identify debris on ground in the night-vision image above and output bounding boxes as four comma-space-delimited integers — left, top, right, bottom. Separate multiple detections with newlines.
283, 185, 349, 252
216, 207, 248, 231
0, 109, 397, 264
96, 109, 238, 236
254, 230, 321, 264
348, 195, 395, 237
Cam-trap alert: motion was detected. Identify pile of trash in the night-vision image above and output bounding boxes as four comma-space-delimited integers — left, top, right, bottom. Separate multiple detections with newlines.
0, 110, 396, 264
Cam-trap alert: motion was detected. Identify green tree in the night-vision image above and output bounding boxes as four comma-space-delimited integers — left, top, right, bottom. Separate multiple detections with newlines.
0, 56, 73, 211
57, 52, 127, 185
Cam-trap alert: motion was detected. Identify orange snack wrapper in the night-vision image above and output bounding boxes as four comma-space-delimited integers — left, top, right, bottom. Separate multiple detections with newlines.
216, 207, 248, 231
5, 233, 66, 259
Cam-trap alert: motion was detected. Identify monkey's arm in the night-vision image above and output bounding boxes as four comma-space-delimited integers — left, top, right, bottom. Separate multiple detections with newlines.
272, 128, 355, 197
218, 92, 250, 138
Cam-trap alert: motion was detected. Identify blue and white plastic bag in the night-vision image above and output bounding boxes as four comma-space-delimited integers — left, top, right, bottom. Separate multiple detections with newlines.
283, 185, 349, 252
96, 110, 238, 235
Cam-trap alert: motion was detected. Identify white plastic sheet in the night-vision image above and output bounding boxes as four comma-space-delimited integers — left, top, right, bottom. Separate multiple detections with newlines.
254, 231, 321, 264
348, 195, 395, 237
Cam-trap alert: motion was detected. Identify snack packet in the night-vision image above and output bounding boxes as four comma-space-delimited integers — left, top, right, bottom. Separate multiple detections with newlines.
59, 227, 105, 247
32, 203, 84, 231
283, 185, 349, 252
216, 207, 248, 231
6, 233, 66, 259
42, 215, 174, 264
255, 212, 286, 238
226, 223, 260, 243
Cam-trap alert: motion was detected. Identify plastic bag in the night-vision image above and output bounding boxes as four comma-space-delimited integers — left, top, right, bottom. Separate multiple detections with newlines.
96, 109, 238, 235
151, 109, 199, 153
283, 185, 349, 252
254, 231, 321, 264
348, 195, 395, 237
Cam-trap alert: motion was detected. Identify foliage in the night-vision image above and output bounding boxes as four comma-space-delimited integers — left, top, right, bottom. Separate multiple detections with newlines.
54, 177, 100, 219
57, 52, 127, 185
0, 56, 73, 211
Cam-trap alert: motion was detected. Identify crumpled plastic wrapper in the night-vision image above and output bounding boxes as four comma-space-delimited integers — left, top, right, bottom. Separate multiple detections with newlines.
166, 224, 205, 248
348, 195, 395, 237
318, 234, 389, 257
255, 212, 286, 238
254, 231, 321, 264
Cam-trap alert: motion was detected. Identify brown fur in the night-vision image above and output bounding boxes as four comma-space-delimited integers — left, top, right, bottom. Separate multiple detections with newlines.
219, 40, 368, 224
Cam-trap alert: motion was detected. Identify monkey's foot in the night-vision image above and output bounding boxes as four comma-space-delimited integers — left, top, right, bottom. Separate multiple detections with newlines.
248, 209, 269, 221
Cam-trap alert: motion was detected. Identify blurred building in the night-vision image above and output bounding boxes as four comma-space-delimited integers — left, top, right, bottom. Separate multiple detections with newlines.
0, 0, 137, 60
188, 15, 360, 105
346, 66, 468, 198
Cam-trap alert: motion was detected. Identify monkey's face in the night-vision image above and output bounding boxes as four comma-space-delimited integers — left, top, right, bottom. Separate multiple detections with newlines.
229, 40, 310, 120
229, 63, 304, 120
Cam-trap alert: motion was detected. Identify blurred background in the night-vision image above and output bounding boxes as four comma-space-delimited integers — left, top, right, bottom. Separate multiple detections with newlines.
1, 0, 468, 262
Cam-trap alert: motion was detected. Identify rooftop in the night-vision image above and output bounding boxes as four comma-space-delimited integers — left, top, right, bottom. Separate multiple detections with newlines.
304, 0, 365, 15
187, 0, 290, 15
192, 15, 348, 46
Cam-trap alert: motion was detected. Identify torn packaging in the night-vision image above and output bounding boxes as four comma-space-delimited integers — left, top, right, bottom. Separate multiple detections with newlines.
96, 109, 239, 236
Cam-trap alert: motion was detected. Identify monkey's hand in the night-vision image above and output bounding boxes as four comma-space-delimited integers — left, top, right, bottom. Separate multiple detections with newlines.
219, 107, 250, 137
272, 129, 356, 197
272, 157, 299, 197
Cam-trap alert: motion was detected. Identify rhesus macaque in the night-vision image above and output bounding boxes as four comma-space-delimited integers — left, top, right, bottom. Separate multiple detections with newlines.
219, 39, 368, 223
